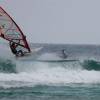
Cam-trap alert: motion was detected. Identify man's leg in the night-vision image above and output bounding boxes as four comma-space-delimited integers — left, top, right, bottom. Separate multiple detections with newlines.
17, 50, 24, 56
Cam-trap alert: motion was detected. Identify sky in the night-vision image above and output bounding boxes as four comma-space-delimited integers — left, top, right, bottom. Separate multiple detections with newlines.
0, 0, 100, 44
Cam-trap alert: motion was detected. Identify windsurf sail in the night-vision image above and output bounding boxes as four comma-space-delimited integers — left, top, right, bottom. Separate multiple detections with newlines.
0, 7, 31, 54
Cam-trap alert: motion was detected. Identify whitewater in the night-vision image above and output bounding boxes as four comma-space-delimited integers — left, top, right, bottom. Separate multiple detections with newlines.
0, 43, 100, 100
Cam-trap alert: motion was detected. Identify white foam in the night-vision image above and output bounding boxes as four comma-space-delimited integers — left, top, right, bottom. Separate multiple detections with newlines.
38, 53, 62, 60
0, 43, 14, 59
0, 61, 99, 88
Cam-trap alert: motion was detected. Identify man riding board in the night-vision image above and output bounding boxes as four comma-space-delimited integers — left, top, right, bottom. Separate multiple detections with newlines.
9, 41, 24, 57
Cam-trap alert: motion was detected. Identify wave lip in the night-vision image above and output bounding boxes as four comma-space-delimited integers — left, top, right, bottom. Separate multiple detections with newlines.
81, 60, 100, 71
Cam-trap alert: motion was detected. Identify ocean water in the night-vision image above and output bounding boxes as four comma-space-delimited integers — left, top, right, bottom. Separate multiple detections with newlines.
0, 43, 100, 100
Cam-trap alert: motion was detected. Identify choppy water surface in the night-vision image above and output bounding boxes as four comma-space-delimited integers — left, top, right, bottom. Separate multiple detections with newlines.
0, 43, 100, 100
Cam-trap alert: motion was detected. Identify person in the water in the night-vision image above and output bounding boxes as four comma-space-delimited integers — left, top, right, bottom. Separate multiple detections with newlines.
61, 49, 68, 59
9, 41, 24, 56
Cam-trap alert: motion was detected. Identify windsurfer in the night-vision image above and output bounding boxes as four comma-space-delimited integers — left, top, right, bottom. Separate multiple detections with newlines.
0, 7, 31, 57
9, 41, 24, 56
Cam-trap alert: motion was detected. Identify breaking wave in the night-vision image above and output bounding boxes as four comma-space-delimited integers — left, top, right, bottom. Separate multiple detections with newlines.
0, 57, 100, 88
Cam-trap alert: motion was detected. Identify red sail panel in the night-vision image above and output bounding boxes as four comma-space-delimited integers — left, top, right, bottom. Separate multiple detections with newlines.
0, 7, 31, 53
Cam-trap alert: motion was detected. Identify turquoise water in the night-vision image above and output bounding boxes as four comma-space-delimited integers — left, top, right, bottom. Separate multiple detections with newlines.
0, 44, 100, 100
0, 84, 100, 100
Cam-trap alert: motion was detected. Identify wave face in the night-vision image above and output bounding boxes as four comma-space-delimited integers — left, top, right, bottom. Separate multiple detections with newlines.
0, 43, 100, 88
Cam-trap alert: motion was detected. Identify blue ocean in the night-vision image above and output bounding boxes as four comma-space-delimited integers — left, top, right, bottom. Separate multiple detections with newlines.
0, 43, 100, 100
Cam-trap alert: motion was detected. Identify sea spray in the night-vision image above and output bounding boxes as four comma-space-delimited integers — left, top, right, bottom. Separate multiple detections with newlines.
0, 58, 99, 88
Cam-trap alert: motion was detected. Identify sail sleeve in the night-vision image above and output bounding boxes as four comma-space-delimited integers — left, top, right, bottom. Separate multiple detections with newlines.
0, 7, 31, 53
